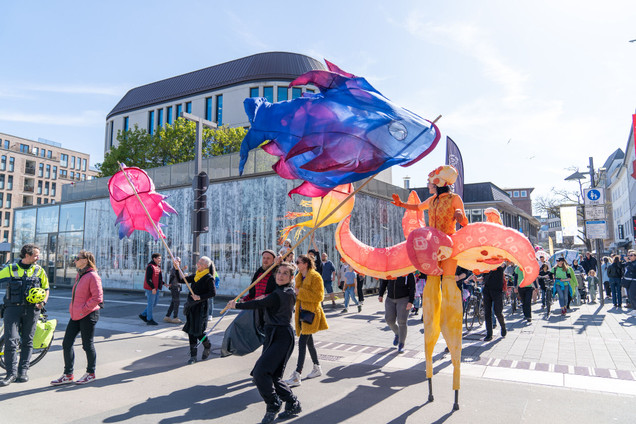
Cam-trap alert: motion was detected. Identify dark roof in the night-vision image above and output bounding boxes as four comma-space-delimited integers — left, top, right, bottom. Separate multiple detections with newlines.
107, 52, 325, 120
602, 148, 624, 170
463, 182, 512, 204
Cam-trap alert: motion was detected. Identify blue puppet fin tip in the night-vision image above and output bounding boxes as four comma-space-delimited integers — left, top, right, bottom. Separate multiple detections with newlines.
243, 97, 266, 123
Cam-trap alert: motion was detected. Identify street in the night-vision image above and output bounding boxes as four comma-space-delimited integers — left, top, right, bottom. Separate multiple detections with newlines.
1, 288, 635, 423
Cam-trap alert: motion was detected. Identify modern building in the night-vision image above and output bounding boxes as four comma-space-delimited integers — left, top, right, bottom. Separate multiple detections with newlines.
414, 182, 540, 244
503, 187, 534, 216
105, 52, 326, 152
12, 149, 409, 296
0, 132, 98, 261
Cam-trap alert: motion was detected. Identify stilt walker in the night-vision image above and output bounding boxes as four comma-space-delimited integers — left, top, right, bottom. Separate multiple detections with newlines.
392, 165, 467, 410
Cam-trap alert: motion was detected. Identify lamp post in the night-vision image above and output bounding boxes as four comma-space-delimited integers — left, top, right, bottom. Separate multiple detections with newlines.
180, 112, 217, 268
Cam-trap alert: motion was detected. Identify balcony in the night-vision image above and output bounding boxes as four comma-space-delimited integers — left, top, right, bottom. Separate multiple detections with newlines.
25, 166, 36, 175
24, 185, 34, 193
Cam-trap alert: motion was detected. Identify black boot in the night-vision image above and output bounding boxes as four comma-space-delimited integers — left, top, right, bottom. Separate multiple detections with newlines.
261, 411, 277, 424
278, 399, 302, 419
16, 372, 29, 383
201, 340, 211, 360
0, 375, 16, 387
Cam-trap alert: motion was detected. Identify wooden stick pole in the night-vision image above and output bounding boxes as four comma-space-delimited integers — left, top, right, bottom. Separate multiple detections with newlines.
117, 162, 194, 296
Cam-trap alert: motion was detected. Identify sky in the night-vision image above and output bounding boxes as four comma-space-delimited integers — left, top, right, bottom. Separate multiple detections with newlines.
1, 0, 635, 209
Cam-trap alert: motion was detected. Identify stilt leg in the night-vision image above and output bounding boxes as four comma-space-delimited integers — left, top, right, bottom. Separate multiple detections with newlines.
440, 274, 462, 392
453, 390, 459, 410
422, 275, 442, 381
428, 378, 434, 402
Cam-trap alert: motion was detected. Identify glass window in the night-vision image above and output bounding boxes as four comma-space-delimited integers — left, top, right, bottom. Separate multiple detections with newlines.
70, 171, 75, 179
47, 150, 51, 159
158, 108, 164, 127
148, 110, 155, 135
37, 180, 42, 194
291, 87, 302, 99
250, 87, 259, 98
205, 97, 212, 121
33, 147, 39, 156
305, 88, 315, 94
44, 182, 49, 195
7, 176, 12, 189
0, 174, 4, 189
176, 104, 183, 118
0, 193, 3, 208
43, 198, 48, 204
277, 86, 288, 101
9, 157, 13, 172
81, 174, 85, 181
2, 231, 7, 243
109, 121, 114, 148
521, 190, 527, 197
6, 194, 11, 208
513, 191, 519, 197
215, 95, 223, 126
3, 140, 8, 149
4, 212, 9, 227
263, 86, 273, 102
60, 154, 68, 167
123, 116, 129, 132
38, 163, 44, 177
51, 183, 56, 196
81, 159, 86, 171
0, 156, 4, 171
52, 166, 57, 179
46, 164, 50, 178
166, 106, 173, 124
185, 102, 192, 113
40, 149, 46, 158
20, 144, 29, 153
60, 170, 67, 178
37, 198, 41, 205
59, 203, 85, 231
76, 158, 81, 170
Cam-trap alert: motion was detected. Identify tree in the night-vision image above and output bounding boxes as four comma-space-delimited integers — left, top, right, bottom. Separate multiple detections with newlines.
96, 118, 247, 177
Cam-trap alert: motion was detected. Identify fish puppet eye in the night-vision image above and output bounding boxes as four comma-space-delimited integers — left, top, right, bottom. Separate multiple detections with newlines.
388, 121, 407, 141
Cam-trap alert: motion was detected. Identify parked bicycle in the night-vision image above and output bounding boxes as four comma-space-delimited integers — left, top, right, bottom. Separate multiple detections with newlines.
0, 310, 56, 370
464, 283, 485, 331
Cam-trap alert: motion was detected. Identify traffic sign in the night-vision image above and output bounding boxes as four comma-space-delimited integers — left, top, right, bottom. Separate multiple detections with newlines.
584, 188, 605, 206
585, 205, 606, 220
585, 220, 607, 239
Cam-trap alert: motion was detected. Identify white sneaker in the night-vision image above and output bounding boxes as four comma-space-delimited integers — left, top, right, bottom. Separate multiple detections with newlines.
306, 364, 322, 379
284, 371, 301, 387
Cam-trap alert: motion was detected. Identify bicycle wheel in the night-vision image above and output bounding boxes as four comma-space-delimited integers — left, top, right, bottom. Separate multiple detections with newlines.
545, 289, 552, 317
477, 299, 485, 325
0, 333, 53, 370
464, 301, 470, 331
466, 299, 476, 331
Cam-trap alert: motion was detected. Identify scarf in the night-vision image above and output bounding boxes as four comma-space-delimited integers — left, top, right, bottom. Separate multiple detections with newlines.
194, 268, 209, 282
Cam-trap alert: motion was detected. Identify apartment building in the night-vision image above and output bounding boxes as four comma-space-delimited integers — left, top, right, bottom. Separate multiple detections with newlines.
0, 132, 98, 261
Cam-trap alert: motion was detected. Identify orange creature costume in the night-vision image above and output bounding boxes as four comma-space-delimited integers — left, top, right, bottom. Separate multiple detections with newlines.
392, 165, 467, 408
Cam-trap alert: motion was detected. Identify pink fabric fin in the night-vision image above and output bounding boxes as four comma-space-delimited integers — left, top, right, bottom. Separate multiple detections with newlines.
273, 158, 299, 180
325, 60, 356, 78
290, 70, 349, 91
289, 181, 333, 198
262, 141, 285, 157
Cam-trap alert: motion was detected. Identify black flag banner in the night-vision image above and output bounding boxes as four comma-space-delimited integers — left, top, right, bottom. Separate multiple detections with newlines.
445, 136, 464, 198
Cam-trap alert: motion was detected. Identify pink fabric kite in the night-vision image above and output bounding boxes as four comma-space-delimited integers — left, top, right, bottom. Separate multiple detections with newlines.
108, 166, 177, 240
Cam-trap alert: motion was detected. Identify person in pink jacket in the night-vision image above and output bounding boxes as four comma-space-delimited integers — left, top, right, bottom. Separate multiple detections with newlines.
51, 250, 103, 386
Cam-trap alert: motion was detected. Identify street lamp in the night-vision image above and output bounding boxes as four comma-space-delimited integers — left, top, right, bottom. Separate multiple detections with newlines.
180, 112, 217, 268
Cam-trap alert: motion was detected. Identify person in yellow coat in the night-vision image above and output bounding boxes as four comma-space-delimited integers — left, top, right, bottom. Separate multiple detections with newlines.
392, 165, 467, 410
284, 254, 328, 388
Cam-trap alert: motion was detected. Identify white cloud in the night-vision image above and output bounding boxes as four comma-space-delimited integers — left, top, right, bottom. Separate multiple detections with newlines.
225, 11, 269, 50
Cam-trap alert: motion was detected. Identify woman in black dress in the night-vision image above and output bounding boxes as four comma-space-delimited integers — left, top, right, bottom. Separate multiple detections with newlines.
182, 256, 216, 364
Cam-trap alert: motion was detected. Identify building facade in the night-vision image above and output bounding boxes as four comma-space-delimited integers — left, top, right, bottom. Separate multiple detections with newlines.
0, 132, 98, 261
104, 52, 326, 152
13, 149, 409, 296
503, 187, 534, 216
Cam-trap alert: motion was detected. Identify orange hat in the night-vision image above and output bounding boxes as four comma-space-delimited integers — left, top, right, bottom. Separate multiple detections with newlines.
428, 165, 458, 187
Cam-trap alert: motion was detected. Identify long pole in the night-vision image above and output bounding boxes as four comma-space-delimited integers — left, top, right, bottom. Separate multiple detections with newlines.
192, 119, 203, 268
117, 162, 194, 296
219, 114, 442, 315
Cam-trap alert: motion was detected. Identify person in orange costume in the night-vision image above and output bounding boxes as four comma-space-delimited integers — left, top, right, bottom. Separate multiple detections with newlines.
392, 165, 467, 410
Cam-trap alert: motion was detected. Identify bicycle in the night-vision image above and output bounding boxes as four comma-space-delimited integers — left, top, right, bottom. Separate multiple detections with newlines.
464, 284, 484, 331
0, 310, 56, 370
544, 282, 553, 318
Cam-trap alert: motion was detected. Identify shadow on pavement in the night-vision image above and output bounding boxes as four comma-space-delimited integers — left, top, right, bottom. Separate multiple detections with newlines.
102, 378, 256, 423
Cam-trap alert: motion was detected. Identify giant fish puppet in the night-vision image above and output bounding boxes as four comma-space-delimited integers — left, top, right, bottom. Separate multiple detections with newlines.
239, 60, 440, 197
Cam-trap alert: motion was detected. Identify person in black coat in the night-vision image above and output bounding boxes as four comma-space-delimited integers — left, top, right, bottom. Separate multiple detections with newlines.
378, 273, 415, 353
182, 256, 216, 364
227, 261, 302, 424
482, 263, 507, 341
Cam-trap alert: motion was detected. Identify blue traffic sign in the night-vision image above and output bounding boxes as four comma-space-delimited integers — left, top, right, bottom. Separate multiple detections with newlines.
586, 189, 601, 201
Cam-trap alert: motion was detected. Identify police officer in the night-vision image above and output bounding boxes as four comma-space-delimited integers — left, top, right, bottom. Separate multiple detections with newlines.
0, 243, 49, 386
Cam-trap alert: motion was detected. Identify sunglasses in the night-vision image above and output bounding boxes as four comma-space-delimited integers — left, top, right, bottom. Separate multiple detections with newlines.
74, 256, 86, 261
